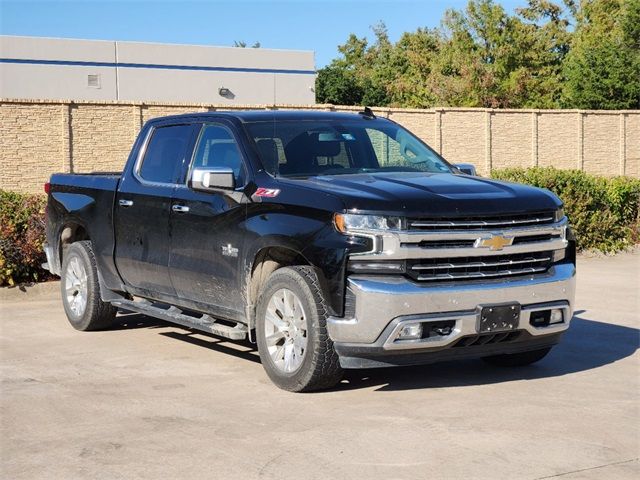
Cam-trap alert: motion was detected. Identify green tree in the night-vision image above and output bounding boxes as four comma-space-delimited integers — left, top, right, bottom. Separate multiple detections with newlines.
315, 64, 364, 104
315, 23, 394, 106
561, 0, 640, 109
429, 0, 571, 108
316, 0, 637, 109
387, 28, 441, 107
510, 0, 573, 107
233, 41, 261, 48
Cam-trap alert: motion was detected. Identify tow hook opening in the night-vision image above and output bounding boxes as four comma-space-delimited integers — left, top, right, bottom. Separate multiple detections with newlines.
529, 308, 564, 328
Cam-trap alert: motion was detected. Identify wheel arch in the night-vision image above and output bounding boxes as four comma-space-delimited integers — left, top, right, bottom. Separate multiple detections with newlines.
245, 244, 334, 335
58, 222, 90, 265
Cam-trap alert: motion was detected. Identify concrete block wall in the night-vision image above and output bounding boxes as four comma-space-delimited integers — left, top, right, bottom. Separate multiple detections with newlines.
1, 99, 638, 194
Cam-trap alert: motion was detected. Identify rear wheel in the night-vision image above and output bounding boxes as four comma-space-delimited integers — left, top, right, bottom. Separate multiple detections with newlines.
256, 266, 343, 392
60, 241, 116, 331
482, 347, 552, 367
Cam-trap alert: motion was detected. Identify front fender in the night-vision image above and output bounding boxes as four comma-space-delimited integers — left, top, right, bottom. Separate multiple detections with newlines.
243, 207, 367, 319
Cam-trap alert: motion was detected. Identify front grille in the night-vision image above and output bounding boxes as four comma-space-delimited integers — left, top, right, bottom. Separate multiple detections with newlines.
403, 233, 561, 251
409, 211, 555, 231
406, 251, 553, 282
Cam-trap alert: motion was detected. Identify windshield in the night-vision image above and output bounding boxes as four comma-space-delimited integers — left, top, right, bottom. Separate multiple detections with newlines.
245, 119, 452, 177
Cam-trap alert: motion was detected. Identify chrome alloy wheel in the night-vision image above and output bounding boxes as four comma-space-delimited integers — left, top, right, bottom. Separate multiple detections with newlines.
264, 288, 308, 373
65, 257, 88, 317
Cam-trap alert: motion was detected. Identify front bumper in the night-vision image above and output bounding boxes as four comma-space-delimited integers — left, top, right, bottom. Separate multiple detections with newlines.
327, 262, 576, 368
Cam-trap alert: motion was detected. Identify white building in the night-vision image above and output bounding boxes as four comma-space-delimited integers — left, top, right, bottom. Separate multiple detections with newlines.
0, 35, 316, 104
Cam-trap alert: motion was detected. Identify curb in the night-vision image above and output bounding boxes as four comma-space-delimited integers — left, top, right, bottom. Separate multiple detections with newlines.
0, 280, 60, 303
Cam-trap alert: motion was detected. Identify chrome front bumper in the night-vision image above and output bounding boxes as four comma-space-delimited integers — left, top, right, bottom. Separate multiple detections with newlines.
327, 262, 576, 350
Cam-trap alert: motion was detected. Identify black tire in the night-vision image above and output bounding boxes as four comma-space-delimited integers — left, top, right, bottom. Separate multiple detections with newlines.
255, 266, 343, 392
482, 347, 552, 367
60, 241, 117, 331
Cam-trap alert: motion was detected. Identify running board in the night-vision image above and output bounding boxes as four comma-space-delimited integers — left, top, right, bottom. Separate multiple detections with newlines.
111, 299, 248, 340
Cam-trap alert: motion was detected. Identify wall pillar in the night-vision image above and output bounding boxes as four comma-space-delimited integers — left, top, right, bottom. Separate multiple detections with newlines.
485, 110, 492, 174
531, 111, 538, 167
619, 113, 627, 176
132, 104, 143, 140
577, 112, 584, 171
61, 103, 72, 173
435, 109, 443, 154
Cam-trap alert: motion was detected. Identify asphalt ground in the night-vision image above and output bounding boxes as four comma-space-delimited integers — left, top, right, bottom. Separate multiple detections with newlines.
1, 252, 638, 479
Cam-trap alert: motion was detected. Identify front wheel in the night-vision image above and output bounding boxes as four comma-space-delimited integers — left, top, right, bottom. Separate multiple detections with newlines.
255, 266, 343, 392
60, 241, 117, 331
482, 347, 552, 367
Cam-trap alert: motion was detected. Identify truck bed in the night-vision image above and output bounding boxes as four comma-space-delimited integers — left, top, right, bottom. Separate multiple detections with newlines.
49, 172, 122, 191
46, 172, 122, 287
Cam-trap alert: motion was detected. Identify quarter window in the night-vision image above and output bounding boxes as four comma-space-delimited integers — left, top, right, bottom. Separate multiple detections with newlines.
139, 125, 192, 184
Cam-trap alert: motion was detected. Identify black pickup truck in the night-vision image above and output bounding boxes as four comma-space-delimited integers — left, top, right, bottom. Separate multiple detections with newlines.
44, 109, 576, 391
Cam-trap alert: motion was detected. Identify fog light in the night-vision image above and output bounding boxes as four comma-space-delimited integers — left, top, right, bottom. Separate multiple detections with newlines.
549, 309, 564, 325
398, 323, 423, 340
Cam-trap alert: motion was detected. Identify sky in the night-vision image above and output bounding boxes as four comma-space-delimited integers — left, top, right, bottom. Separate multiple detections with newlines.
0, 0, 521, 67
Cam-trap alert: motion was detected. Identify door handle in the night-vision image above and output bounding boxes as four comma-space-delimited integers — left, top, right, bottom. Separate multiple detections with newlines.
172, 204, 190, 213
118, 199, 134, 207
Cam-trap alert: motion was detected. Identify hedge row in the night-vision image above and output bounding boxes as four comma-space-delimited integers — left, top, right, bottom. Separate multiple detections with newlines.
491, 168, 640, 253
1, 169, 639, 285
0, 190, 52, 286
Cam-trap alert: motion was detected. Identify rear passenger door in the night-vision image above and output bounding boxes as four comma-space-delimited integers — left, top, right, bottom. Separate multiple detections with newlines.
168, 122, 250, 319
115, 122, 198, 297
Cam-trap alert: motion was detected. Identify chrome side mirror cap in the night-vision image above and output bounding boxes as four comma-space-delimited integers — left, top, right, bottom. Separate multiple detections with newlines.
453, 163, 478, 176
190, 167, 235, 191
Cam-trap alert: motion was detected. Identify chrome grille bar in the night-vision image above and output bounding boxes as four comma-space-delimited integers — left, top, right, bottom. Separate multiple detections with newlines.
410, 216, 554, 229
416, 266, 549, 281
408, 211, 556, 230
411, 256, 551, 271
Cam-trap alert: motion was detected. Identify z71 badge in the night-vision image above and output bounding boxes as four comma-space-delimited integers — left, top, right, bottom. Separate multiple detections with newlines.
253, 188, 280, 198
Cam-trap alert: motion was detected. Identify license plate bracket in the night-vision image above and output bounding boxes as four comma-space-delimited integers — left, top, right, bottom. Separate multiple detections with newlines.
478, 304, 521, 333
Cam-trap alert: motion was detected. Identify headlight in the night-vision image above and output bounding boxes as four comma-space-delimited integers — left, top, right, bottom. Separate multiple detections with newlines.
334, 213, 403, 233
554, 207, 565, 222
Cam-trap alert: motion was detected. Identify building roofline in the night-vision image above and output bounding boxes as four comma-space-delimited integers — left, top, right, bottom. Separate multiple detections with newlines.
0, 34, 315, 55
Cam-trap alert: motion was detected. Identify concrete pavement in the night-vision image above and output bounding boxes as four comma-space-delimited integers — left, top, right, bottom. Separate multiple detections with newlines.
1, 253, 638, 479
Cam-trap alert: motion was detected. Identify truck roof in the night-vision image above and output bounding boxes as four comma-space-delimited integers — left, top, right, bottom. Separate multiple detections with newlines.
148, 109, 379, 124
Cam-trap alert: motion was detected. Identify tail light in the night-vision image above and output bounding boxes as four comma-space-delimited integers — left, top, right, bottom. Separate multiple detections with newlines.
44, 182, 51, 194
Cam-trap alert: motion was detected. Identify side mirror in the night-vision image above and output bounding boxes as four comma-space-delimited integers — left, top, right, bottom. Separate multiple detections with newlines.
453, 163, 478, 176
190, 167, 235, 191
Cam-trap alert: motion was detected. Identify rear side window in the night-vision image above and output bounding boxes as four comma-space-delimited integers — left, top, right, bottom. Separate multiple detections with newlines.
139, 125, 192, 184
192, 124, 246, 185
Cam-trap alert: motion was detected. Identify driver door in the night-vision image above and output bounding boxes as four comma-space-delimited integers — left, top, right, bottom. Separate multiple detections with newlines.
168, 122, 249, 320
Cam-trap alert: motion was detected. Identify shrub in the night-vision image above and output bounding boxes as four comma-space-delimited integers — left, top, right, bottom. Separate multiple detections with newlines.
0, 190, 52, 286
491, 167, 640, 253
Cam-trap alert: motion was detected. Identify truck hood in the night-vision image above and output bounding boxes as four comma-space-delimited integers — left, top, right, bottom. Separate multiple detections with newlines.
277, 172, 560, 216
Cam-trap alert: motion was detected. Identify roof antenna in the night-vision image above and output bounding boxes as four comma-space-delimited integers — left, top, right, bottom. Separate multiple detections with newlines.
358, 106, 376, 119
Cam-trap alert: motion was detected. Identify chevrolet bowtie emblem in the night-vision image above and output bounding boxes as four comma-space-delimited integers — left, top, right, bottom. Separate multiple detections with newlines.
476, 234, 513, 251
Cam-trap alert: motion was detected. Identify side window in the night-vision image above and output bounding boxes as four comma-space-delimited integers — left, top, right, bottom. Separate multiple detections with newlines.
139, 125, 192, 184
193, 124, 245, 185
